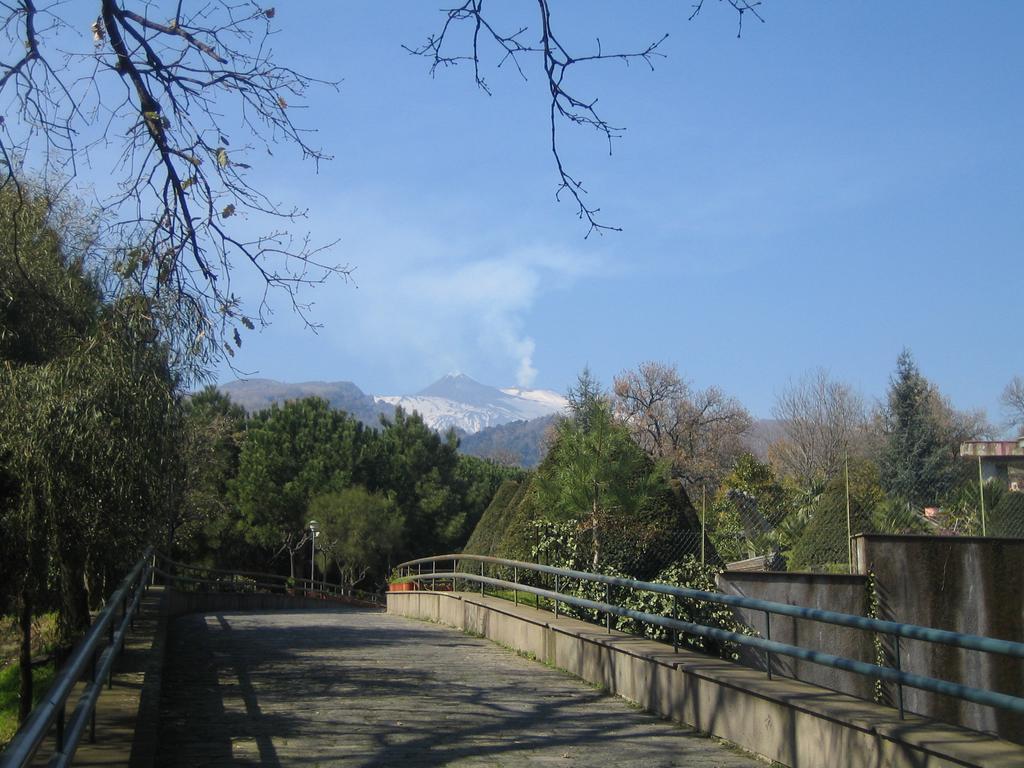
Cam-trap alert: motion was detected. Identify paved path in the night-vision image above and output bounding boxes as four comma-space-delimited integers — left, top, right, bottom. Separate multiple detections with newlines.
158, 609, 762, 767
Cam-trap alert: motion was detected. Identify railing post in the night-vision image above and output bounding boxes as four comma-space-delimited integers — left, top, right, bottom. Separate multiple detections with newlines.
107, 618, 115, 689
453, 558, 458, 592
480, 561, 485, 596
895, 636, 905, 719
513, 566, 518, 606
605, 583, 611, 634
554, 574, 560, 617
764, 611, 773, 680
56, 703, 65, 753
89, 649, 98, 743
672, 594, 679, 653
432, 560, 436, 591
121, 593, 128, 652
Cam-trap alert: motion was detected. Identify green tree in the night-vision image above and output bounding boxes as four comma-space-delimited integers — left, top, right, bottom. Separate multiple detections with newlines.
1, 182, 184, 719
787, 458, 884, 572
310, 487, 404, 592
879, 350, 981, 510
173, 387, 247, 562
233, 397, 371, 577
449, 455, 522, 548
708, 454, 794, 564
537, 372, 667, 569
369, 408, 465, 558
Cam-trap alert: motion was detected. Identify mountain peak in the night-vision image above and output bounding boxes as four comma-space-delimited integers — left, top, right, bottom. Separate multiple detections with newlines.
376, 373, 566, 434
417, 373, 491, 399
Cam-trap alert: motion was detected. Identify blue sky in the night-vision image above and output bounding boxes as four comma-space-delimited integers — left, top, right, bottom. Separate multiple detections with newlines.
206, 3, 1021, 422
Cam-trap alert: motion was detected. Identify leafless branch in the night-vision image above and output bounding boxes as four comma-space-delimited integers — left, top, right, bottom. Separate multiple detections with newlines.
408, 0, 763, 236
1003, 376, 1024, 436
690, 0, 765, 38
407, 0, 669, 237
0, 1, 348, 378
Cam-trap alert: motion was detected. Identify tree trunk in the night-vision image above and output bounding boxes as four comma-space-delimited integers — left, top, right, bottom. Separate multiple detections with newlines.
591, 496, 600, 571
58, 542, 91, 637
18, 587, 32, 723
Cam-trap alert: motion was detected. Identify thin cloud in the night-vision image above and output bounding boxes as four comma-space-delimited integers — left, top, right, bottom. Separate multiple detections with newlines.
311, 207, 604, 390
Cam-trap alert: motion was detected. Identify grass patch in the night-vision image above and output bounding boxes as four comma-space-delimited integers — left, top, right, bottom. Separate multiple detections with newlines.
487, 588, 549, 610
0, 660, 56, 749
0, 613, 60, 666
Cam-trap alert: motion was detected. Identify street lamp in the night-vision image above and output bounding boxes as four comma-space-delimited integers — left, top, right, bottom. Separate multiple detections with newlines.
308, 520, 319, 590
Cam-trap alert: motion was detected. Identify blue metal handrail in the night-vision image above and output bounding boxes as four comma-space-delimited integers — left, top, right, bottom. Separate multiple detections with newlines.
393, 553, 1024, 718
1, 548, 153, 768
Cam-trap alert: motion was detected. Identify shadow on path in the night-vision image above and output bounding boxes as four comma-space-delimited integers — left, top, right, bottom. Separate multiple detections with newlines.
158, 609, 759, 767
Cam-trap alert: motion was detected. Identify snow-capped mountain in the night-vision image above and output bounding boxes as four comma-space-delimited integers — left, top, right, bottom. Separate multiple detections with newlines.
375, 373, 567, 434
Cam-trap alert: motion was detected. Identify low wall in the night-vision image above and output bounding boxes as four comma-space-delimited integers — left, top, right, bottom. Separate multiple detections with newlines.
716, 571, 874, 699
163, 590, 378, 617
853, 534, 1024, 742
389, 590, 1023, 768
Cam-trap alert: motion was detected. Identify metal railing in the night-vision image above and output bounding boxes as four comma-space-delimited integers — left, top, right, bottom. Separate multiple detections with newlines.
392, 554, 1024, 720
1, 548, 153, 768
153, 553, 384, 606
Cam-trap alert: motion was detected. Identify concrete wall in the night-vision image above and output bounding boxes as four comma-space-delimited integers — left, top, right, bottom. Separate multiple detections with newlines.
163, 590, 376, 617
389, 590, 1024, 768
716, 572, 874, 700
853, 534, 1024, 742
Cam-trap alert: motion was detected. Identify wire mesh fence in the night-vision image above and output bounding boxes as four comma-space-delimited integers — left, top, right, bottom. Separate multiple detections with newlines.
703, 464, 1024, 574
460, 458, 1024, 579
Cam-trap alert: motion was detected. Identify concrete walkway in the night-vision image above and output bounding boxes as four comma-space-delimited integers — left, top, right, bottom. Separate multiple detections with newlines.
157, 609, 762, 767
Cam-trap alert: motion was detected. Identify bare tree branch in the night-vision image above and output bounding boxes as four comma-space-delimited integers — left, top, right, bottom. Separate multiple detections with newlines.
406, 0, 670, 237
613, 360, 751, 491
769, 369, 868, 489
407, 0, 762, 236
1003, 376, 1024, 436
689, 0, 765, 38
0, 1, 348, 377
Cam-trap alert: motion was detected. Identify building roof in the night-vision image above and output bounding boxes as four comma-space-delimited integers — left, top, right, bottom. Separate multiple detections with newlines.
959, 438, 1024, 459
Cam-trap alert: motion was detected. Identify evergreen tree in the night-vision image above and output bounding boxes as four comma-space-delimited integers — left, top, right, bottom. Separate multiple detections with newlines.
787, 458, 883, 572
879, 350, 961, 510
537, 372, 667, 569
233, 398, 370, 576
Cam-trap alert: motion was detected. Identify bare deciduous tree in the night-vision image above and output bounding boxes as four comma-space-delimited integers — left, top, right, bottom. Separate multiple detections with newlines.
1, 1, 349, 372
612, 361, 751, 492
769, 369, 867, 488
1003, 376, 1024, 436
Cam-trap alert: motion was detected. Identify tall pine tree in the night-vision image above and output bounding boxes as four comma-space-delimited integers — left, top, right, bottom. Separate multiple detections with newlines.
880, 350, 959, 510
